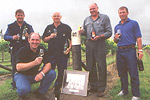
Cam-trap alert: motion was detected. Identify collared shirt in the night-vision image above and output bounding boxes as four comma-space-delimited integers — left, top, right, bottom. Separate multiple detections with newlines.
4, 21, 34, 50
83, 13, 112, 39
42, 22, 72, 56
114, 18, 142, 47
16, 45, 49, 75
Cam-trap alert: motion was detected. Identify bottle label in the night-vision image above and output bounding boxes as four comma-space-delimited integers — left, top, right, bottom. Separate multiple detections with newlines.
22, 36, 26, 40
91, 32, 96, 38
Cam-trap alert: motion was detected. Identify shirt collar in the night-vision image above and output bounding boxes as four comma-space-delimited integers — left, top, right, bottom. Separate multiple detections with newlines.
90, 12, 100, 21
52, 22, 62, 28
119, 18, 130, 24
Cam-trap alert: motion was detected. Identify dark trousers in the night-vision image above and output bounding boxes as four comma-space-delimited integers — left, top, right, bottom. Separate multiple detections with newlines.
116, 48, 140, 97
10, 49, 18, 88
51, 55, 68, 91
86, 40, 107, 92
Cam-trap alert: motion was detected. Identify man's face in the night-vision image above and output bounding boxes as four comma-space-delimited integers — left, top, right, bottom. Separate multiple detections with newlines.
28, 33, 41, 50
52, 12, 62, 23
89, 4, 99, 17
15, 12, 25, 24
118, 9, 128, 21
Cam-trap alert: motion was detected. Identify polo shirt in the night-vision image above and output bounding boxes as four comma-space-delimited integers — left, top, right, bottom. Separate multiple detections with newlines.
42, 22, 72, 56
114, 18, 142, 47
16, 45, 49, 75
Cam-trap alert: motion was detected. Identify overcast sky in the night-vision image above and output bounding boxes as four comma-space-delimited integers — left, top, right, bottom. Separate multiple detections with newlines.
0, 0, 150, 44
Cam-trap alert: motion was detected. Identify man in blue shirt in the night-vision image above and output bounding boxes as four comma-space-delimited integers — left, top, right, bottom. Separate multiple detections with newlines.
114, 6, 143, 100
4, 9, 34, 89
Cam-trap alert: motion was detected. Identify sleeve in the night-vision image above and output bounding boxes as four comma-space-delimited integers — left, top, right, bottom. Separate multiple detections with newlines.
42, 26, 51, 40
67, 25, 72, 40
4, 25, 13, 41
42, 49, 51, 64
16, 47, 26, 64
28, 25, 34, 34
134, 21, 142, 39
103, 15, 112, 39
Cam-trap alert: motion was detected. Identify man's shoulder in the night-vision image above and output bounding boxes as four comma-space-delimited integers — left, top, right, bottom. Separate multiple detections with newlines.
8, 21, 17, 27
61, 23, 71, 27
18, 45, 30, 53
24, 21, 32, 27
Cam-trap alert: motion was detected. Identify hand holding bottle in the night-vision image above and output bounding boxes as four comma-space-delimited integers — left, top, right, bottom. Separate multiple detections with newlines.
13, 34, 20, 40
35, 57, 43, 65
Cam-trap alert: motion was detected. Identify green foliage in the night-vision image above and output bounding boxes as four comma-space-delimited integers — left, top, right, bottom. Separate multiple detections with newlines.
109, 50, 150, 100
106, 39, 117, 55
143, 45, 150, 50
39, 40, 48, 49
0, 39, 9, 52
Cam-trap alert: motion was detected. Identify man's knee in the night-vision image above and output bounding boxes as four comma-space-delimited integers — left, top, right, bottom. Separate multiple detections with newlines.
45, 70, 56, 81
17, 86, 31, 96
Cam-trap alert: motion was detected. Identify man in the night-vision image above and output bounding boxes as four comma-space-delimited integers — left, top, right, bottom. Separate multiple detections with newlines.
114, 6, 143, 100
42, 12, 72, 98
4, 9, 34, 89
15, 33, 56, 100
79, 3, 112, 97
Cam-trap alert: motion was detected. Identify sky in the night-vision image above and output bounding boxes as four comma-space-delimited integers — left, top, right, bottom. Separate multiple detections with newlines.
0, 0, 150, 44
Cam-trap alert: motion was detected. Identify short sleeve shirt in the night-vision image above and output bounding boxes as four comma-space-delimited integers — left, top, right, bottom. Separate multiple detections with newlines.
16, 45, 49, 75
42, 23, 72, 56
114, 18, 142, 46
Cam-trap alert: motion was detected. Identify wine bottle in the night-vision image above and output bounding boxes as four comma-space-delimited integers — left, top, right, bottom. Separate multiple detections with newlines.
39, 49, 44, 57
137, 59, 144, 71
91, 31, 96, 38
64, 39, 68, 54
22, 26, 27, 40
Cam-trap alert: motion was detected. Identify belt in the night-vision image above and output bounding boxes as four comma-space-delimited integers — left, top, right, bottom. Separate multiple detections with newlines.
118, 45, 135, 49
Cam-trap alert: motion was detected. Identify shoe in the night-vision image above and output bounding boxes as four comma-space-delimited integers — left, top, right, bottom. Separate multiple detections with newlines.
117, 90, 128, 96
34, 90, 49, 100
97, 91, 104, 97
132, 96, 140, 100
118, 90, 124, 96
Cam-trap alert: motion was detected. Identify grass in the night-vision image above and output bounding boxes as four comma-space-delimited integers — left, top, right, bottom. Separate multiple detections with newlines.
108, 50, 150, 100
0, 51, 116, 100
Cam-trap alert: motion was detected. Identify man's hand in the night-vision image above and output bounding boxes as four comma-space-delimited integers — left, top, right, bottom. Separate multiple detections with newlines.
91, 35, 101, 41
78, 29, 85, 34
35, 72, 43, 82
50, 33, 57, 38
114, 33, 121, 39
25, 33, 28, 38
13, 35, 19, 40
64, 47, 71, 55
35, 57, 43, 65
138, 51, 143, 60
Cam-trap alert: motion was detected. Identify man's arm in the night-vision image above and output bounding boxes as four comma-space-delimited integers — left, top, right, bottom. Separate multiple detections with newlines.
16, 57, 43, 71
34, 62, 51, 81
137, 37, 143, 60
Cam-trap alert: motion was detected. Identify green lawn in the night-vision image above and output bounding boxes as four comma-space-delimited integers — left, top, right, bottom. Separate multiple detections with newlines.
0, 51, 116, 100
108, 50, 150, 100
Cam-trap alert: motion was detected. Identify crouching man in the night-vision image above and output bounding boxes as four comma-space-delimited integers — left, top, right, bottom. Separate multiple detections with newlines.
14, 32, 56, 100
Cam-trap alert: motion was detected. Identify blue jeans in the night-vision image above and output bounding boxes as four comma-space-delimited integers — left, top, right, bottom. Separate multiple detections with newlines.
14, 70, 56, 96
116, 48, 140, 97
